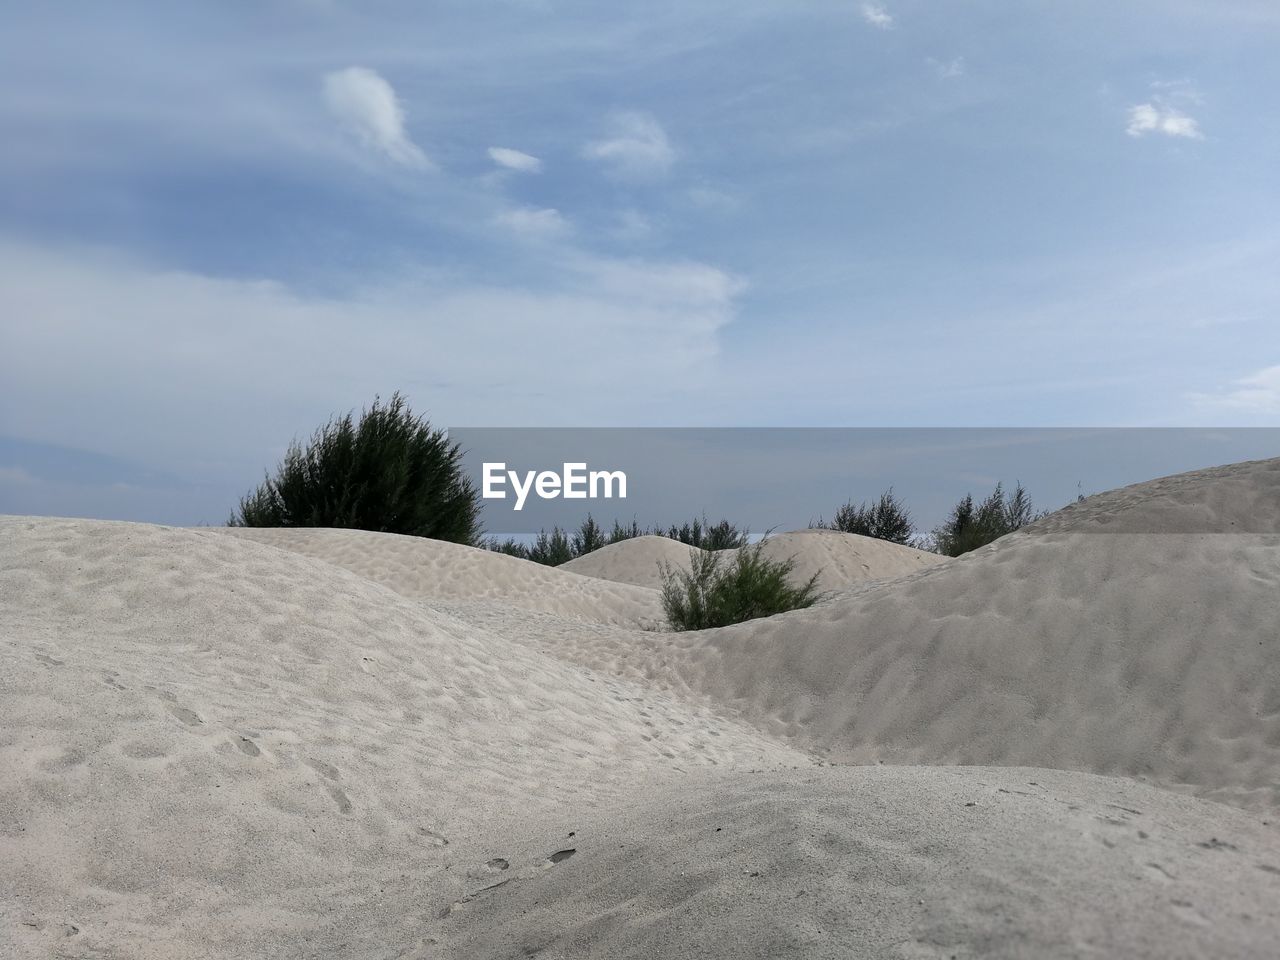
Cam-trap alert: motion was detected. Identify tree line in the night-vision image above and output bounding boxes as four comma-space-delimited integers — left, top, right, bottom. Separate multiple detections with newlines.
230, 394, 1051, 562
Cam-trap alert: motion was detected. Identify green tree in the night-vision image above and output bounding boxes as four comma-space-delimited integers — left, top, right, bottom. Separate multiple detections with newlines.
572, 514, 607, 556
820, 488, 915, 544
230, 392, 481, 544
662, 515, 749, 550
485, 537, 531, 560
607, 519, 644, 544
932, 481, 1039, 557
527, 527, 574, 565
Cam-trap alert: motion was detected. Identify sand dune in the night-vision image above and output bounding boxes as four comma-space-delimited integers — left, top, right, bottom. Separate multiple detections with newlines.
444, 765, 1280, 959
747, 529, 945, 594
1030, 456, 1280, 534
4, 457, 1280, 957
537, 463, 1280, 812
559, 534, 699, 589
561, 528, 943, 593
0, 518, 799, 958
223, 526, 664, 626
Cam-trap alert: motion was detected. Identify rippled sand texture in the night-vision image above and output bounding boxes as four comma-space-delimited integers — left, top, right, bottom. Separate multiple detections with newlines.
3, 457, 1279, 958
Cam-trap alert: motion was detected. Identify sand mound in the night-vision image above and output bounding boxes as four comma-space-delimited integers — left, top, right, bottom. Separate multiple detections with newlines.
545, 461, 1280, 811
743, 528, 944, 594
559, 535, 700, 589
5, 457, 1279, 957
562, 529, 942, 593
443, 765, 1280, 959
221, 526, 663, 626
0, 517, 801, 959
1031, 455, 1280, 534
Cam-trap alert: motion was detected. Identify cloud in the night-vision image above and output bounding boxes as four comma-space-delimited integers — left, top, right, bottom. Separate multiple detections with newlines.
927, 57, 965, 79
0, 239, 743, 481
1126, 102, 1202, 139
687, 186, 740, 212
861, 3, 894, 29
494, 206, 569, 238
0, 465, 37, 486
583, 112, 675, 179
322, 67, 430, 167
612, 209, 653, 243
1191, 365, 1280, 414
488, 146, 542, 173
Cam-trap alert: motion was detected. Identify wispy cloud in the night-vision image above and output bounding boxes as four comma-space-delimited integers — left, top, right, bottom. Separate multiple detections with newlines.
1191, 365, 1280, 413
687, 186, 740, 212
0, 465, 37, 486
494, 206, 569, 238
612, 209, 653, 243
1126, 101, 1202, 139
0, 239, 743, 454
583, 111, 675, 179
322, 67, 430, 168
927, 56, 965, 79
487, 146, 542, 173
861, 3, 894, 29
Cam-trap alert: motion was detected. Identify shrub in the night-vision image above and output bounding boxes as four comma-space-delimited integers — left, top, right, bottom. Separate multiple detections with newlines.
817, 488, 915, 544
485, 537, 531, 560
230, 392, 481, 544
659, 539, 823, 630
527, 527, 574, 566
932, 481, 1040, 557
572, 514, 607, 556
607, 519, 644, 544
662, 516, 749, 550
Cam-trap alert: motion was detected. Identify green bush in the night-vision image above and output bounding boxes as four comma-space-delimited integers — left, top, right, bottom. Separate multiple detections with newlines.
662, 516, 749, 550
607, 519, 644, 544
485, 537, 531, 559
659, 539, 823, 630
230, 393, 481, 544
572, 514, 607, 556
527, 527, 574, 566
932, 481, 1040, 557
816, 488, 915, 544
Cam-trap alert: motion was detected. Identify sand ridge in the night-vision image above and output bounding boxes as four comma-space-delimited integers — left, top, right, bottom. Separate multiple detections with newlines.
222, 525, 665, 627
1029, 455, 1280, 534
0, 517, 803, 958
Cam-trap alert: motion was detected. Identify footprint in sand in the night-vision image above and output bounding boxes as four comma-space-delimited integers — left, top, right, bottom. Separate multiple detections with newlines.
414, 826, 449, 847
303, 758, 351, 811
304, 758, 341, 780
326, 785, 352, 814
166, 704, 203, 726
34, 653, 65, 667
236, 736, 261, 757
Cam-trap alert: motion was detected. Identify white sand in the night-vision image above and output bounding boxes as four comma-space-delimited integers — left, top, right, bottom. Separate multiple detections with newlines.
3, 456, 1279, 957
444, 765, 1280, 960
224, 526, 665, 626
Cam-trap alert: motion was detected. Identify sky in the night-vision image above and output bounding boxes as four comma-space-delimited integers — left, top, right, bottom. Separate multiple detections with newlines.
0, 0, 1277, 524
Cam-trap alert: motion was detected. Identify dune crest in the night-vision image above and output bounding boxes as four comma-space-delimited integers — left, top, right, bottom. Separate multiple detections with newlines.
222, 526, 664, 626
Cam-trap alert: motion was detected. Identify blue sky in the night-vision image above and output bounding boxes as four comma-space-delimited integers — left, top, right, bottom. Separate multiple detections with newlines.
1, 0, 1277, 523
